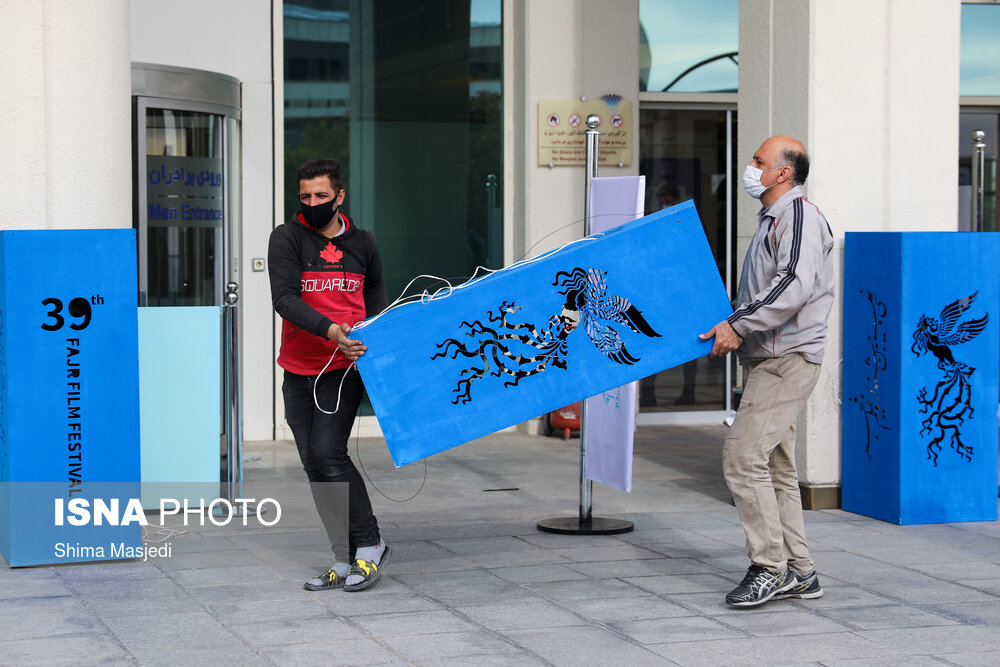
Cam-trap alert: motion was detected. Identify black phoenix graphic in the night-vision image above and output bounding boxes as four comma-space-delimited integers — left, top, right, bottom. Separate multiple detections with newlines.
431, 267, 661, 405
911, 291, 990, 466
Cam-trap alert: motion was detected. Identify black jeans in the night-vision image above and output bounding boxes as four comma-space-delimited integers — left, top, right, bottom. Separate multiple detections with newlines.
282, 368, 381, 558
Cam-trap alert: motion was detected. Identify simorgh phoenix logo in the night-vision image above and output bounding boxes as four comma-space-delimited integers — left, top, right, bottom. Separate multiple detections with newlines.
911, 291, 990, 466
431, 267, 661, 405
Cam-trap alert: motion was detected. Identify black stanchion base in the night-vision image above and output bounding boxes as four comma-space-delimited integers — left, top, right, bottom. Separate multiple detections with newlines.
536, 516, 634, 535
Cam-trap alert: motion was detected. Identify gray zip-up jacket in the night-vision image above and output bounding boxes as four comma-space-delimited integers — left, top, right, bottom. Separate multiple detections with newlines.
727, 185, 835, 365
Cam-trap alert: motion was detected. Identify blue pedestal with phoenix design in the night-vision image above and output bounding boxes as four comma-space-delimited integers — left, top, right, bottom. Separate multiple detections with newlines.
842, 232, 999, 524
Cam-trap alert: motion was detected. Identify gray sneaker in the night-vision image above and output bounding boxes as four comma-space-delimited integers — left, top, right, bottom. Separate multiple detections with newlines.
773, 570, 824, 599
725, 564, 796, 608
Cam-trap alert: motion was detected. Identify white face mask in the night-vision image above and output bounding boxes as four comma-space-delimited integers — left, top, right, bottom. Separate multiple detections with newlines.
742, 164, 783, 200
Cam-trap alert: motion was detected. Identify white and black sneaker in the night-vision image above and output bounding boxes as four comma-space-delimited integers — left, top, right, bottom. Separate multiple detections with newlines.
725, 564, 796, 608
773, 570, 824, 600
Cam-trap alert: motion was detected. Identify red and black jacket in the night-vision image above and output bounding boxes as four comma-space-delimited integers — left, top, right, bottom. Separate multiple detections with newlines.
267, 211, 388, 374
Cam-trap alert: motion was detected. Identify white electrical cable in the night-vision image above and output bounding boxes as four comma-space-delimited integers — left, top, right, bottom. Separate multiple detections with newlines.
305, 213, 630, 501
312, 224, 610, 415
311, 350, 357, 416
354, 231, 605, 333
141, 520, 189, 543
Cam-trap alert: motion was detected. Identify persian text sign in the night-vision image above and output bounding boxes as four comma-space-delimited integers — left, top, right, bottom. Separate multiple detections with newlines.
538, 100, 632, 167
355, 201, 730, 466
147, 155, 224, 228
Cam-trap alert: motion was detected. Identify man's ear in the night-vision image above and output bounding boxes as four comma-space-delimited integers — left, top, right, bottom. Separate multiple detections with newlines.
337, 188, 347, 206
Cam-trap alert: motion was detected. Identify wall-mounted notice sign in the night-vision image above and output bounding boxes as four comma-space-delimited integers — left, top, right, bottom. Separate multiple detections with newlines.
147, 155, 224, 228
538, 101, 632, 167
0, 230, 141, 566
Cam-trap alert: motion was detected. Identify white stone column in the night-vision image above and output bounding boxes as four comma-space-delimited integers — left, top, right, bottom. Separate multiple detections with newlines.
0, 1, 132, 230
131, 0, 275, 440
738, 0, 960, 500
505, 0, 639, 434
504, 0, 639, 266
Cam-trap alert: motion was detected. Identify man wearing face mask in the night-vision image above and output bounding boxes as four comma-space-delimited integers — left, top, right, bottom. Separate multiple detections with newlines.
700, 136, 834, 608
268, 158, 391, 592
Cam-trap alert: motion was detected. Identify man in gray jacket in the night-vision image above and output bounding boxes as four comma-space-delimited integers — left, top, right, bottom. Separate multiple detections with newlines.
700, 135, 835, 608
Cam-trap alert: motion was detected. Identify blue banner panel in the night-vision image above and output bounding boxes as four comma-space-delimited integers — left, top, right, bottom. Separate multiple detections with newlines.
0, 230, 141, 566
356, 202, 732, 466
843, 232, 999, 524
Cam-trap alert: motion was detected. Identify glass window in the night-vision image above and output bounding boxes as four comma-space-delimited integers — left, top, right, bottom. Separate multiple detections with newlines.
640, 0, 739, 93
284, 0, 503, 414
144, 109, 225, 306
638, 107, 737, 413
284, 0, 503, 292
961, 3, 1000, 96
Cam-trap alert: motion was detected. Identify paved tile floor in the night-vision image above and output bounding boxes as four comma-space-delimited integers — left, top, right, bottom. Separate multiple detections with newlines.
2, 424, 999, 665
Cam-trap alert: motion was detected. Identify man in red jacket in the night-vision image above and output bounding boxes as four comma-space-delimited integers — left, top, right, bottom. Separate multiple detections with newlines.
268, 158, 390, 592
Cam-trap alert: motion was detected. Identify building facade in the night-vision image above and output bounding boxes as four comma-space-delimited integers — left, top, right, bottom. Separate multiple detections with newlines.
1, 0, 996, 505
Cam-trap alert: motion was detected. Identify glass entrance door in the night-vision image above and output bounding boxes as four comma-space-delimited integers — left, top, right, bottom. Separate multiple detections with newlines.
132, 64, 242, 308
637, 106, 737, 423
143, 108, 226, 306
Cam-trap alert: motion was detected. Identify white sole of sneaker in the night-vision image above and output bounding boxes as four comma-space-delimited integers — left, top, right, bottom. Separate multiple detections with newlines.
777, 588, 824, 600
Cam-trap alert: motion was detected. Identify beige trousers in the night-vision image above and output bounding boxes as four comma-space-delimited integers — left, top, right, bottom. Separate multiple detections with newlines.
723, 354, 821, 575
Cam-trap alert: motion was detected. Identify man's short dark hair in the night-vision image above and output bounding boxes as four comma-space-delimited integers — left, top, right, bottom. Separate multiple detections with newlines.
780, 148, 809, 186
297, 158, 342, 191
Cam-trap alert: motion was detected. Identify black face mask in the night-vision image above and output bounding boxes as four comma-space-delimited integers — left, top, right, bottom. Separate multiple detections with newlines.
299, 198, 339, 230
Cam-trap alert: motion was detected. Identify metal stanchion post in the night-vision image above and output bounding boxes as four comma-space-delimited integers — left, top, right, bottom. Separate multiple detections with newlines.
579, 115, 598, 525
222, 281, 255, 516
537, 115, 633, 536
979, 131, 1000, 493
971, 130, 986, 233
486, 173, 501, 268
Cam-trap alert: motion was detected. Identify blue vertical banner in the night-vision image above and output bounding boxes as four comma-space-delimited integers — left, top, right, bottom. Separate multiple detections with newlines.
0, 230, 142, 566
842, 232, 999, 524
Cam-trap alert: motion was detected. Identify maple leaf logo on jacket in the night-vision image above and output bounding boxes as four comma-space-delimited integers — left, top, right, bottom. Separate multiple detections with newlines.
320, 243, 343, 266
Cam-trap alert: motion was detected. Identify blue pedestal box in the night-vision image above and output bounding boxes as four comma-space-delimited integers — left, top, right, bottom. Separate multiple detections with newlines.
0, 230, 141, 566
842, 232, 999, 524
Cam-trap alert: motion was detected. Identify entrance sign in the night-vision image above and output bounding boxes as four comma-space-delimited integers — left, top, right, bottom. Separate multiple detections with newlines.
0, 230, 141, 566
356, 201, 730, 467
146, 155, 224, 227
